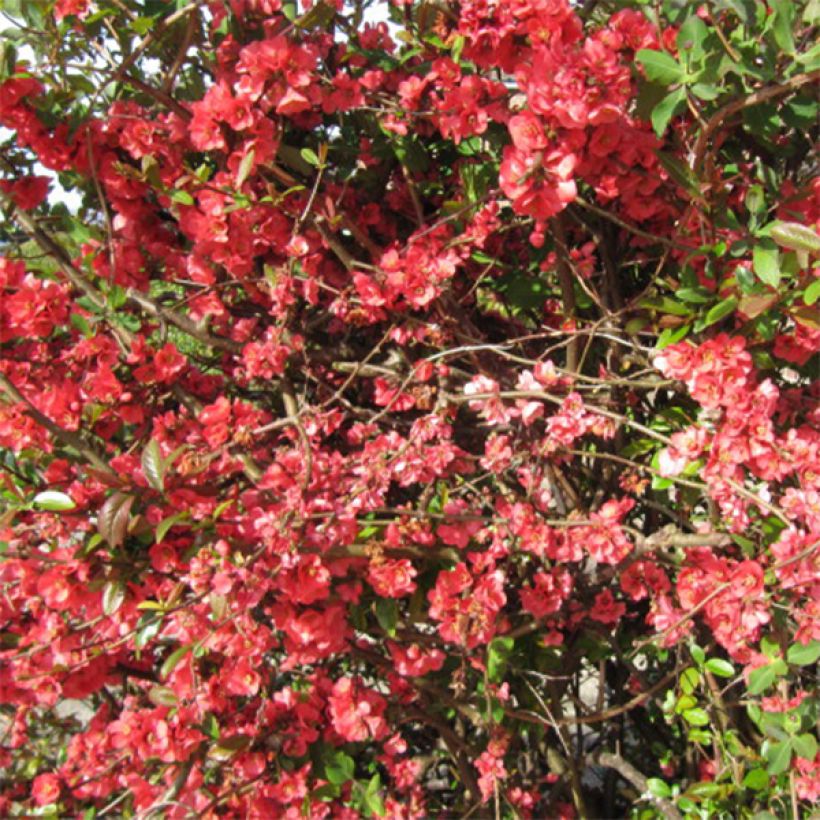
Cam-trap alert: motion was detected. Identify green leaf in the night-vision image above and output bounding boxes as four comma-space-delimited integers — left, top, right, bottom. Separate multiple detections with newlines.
294, 0, 335, 31
803, 278, 820, 306
131, 16, 156, 35
32, 490, 76, 512
656, 324, 690, 349
209, 734, 252, 761
690, 644, 706, 666
488, 636, 514, 683
201, 713, 220, 740
680, 666, 700, 694
148, 685, 178, 707
374, 599, 398, 637
677, 287, 712, 304
769, 0, 795, 54
686, 781, 721, 797
141, 439, 165, 492
760, 636, 782, 660
743, 768, 769, 790
134, 615, 162, 650
748, 663, 780, 695
770, 221, 820, 255
792, 733, 818, 760
155, 512, 189, 543
677, 15, 710, 59
690, 82, 721, 100
682, 707, 710, 726
324, 750, 355, 785
161, 644, 193, 680
363, 774, 385, 817
651, 86, 687, 137
675, 694, 697, 714
300, 147, 320, 167
764, 739, 792, 775
102, 580, 125, 616
700, 295, 737, 329
235, 148, 255, 188
70, 312, 93, 337
786, 640, 820, 666
169, 188, 194, 205
753, 242, 781, 288
705, 658, 735, 678
637, 49, 686, 84
646, 778, 672, 798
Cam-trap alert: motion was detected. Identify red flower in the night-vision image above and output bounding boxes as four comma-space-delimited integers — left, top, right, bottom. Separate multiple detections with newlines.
32, 773, 61, 806
589, 589, 626, 625
508, 111, 547, 153
368, 558, 417, 598
328, 677, 388, 742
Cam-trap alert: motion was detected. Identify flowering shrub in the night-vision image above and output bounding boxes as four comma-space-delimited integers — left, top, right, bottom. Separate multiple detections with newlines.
0, 0, 818, 816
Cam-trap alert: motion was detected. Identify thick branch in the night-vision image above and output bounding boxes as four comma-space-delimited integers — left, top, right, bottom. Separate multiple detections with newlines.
591, 750, 683, 820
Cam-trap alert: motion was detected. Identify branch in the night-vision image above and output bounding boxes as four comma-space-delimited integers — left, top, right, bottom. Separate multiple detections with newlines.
692, 70, 820, 175
0, 374, 116, 477
550, 215, 580, 372
590, 750, 683, 820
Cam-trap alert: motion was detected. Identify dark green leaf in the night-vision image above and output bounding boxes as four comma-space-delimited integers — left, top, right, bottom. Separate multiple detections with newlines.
374, 599, 398, 637
677, 287, 712, 304
651, 86, 687, 136
656, 324, 690, 348
748, 663, 779, 695
325, 750, 355, 785
742, 768, 769, 790
637, 49, 686, 84
209, 734, 252, 761
700, 296, 737, 329
753, 242, 781, 288
769, 0, 795, 54
764, 739, 792, 774
488, 636, 514, 683
677, 16, 710, 60
792, 734, 818, 761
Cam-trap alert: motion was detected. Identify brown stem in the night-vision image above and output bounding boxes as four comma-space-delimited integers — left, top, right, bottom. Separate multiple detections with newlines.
591, 750, 682, 820
550, 215, 580, 373
692, 70, 820, 176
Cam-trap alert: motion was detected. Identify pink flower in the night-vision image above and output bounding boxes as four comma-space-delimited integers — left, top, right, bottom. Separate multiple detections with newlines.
32, 773, 61, 806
